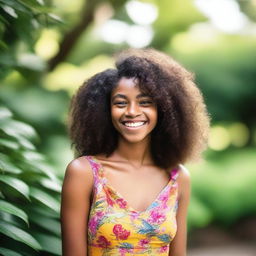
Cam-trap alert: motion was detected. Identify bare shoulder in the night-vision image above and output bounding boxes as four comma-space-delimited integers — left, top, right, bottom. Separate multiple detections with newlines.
177, 164, 191, 199
61, 156, 93, 255
62, 156, 94, 197
177, 164, 190, 181
64, 156, 93, 181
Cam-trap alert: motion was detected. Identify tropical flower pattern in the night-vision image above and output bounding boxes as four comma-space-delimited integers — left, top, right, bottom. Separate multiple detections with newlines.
85, 156, 179, 256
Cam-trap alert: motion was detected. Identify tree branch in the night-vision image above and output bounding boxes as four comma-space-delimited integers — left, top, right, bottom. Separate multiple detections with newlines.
48, 0, 100, 71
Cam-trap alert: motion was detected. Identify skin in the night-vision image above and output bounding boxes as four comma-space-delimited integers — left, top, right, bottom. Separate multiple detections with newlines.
61, 77, 191, 256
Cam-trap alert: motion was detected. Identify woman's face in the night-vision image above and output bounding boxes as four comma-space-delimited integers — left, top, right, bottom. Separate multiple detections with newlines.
111, 77, 157, 144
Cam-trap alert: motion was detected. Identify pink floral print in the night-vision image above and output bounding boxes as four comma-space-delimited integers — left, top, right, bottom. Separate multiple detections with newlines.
96, 235, 111, 248
86, 156, 179, 256
148, 208, 166, 225
138, 238, 150, 247
116, 198, 128, 209
113, 224, 131, 240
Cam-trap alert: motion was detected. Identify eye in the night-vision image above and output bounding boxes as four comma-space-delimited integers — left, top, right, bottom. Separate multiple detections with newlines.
139, 100, 153, 106
113, 101, 127, 107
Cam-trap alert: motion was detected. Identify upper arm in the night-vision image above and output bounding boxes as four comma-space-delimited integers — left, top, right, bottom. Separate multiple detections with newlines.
61, 157, 94, 256
169, 165, 191, 256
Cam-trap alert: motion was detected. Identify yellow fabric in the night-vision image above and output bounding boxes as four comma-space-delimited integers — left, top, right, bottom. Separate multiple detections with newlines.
86, 156, 179, 256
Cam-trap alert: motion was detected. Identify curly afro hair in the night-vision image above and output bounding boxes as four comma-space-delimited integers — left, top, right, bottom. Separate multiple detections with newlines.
68, 48, 210, 169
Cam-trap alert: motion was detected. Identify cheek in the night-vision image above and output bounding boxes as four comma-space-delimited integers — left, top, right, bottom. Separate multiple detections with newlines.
111, 107, 119, 121
149, 108, 158, 127
111, 107, 122, 129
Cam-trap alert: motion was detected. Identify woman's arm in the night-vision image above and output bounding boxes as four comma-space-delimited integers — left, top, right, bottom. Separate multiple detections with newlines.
61, 157, 94, 256
169, 165, 191, 256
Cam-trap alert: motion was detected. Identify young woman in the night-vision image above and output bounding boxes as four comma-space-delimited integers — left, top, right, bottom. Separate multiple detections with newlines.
61, 48, 210, 256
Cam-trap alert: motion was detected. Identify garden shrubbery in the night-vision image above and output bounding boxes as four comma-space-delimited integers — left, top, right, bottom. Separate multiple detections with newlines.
0, 106, 61, 256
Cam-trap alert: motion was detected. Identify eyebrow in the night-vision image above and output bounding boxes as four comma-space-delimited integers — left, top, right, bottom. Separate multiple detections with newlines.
112, 93, 151, 101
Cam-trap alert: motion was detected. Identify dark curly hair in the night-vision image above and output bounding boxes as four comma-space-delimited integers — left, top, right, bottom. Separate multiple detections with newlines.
68, 48, 210, 169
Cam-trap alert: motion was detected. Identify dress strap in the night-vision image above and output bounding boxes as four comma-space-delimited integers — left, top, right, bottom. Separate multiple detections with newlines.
84, 155, 106, 198
170, 167, 179, 182
84, 155, 101, 182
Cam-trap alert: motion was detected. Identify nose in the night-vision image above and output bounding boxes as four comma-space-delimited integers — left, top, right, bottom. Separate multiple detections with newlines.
125, 102, 141, 117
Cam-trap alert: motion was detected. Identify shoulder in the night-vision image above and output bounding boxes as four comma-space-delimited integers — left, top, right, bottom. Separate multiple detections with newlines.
62, 156, 94, 192
65, 156, 93, 177
61, 156, 94, 248
177, 164, 190, 181
176, 164, 191, 199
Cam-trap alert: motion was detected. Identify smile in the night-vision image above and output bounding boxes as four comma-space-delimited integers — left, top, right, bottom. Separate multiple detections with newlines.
122, 121, 146, 128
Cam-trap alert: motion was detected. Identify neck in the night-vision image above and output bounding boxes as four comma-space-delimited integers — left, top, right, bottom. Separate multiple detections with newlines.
114, 137, 153, 167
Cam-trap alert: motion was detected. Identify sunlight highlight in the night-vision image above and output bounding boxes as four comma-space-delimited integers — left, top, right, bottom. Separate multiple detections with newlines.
126, 25, 153, 48
229, 123, 249, 147
100, 20, 129, 44
35, 29, 60, 60
100, 20, 153, 48
195, 0, 248, 33
208, 126, 230, 151
126, 0, 158, 25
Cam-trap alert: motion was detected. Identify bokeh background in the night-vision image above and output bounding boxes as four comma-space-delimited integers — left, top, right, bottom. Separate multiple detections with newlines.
0, 0, 256, 255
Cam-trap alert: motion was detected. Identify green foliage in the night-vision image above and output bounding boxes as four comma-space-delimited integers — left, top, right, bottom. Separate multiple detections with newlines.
172, 35, 256, 131
238, 0, 256, 22
188, 148, 256, 230
0, 0, 61, 78
0, 0, 255, 243
0, 106, 61, 255
152, 0, 206, 48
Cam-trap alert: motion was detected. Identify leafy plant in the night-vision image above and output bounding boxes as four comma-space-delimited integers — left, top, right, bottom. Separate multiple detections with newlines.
0, 0, 61, 78
0, 106, 62, 255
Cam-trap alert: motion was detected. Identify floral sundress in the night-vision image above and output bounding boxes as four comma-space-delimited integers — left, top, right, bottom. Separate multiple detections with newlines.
85, 156, 179, 256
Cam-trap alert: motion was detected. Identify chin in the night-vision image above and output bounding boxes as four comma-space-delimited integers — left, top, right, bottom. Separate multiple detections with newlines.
120, 135, 150, 144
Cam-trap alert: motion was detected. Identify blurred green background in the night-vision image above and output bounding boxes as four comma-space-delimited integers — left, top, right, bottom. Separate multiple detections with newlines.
0, 0, 256, 255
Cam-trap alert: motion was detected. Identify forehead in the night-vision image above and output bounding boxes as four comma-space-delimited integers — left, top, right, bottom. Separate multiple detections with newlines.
111, 77, 148, 97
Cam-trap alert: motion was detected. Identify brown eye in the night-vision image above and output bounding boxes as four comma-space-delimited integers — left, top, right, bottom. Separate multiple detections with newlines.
114, 101, 127, 107
139, 100, 153, 106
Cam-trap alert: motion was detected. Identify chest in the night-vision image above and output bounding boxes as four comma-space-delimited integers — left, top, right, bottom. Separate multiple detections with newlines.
103, 166, 171, 213
87, 182, 178, 254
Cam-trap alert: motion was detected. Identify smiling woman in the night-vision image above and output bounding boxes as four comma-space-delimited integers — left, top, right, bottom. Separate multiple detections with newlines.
111, 77, 158, 144
61, 48, 210, 256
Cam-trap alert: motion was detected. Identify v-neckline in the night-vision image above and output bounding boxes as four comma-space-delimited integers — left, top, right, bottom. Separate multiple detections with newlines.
91, 156, 176, 214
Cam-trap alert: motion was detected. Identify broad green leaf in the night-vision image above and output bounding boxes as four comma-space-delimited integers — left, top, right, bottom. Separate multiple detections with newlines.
0, 138, 19, 150
32, 232, 61, 255
21, 160, 56, 180
25, 205, 59, 218
30, 187, 60, 212
2, 5, 18, 18
15, 135, 35, 150
0, 247, 23, 256
0, 220, 41, 250
37, 0, 44, 4
40, 177, 61, 192
47, 13, 63, 23
0, 107, 12, 119
0, 119, 38, 142
29, 212, 60, 236
0, 175, 30, 200
0, 153, 22, 174
0, 191, 5, 199
22, 151, 45, 162
17, 0, 52, 14
0, 200, 28, 225
19, 0, 48, 9
0, 212, 18, 226
0, 0, 31, 14
35, 162, 57, 180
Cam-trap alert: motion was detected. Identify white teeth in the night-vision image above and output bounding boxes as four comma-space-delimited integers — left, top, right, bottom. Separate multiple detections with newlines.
124, 122, 145, 127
